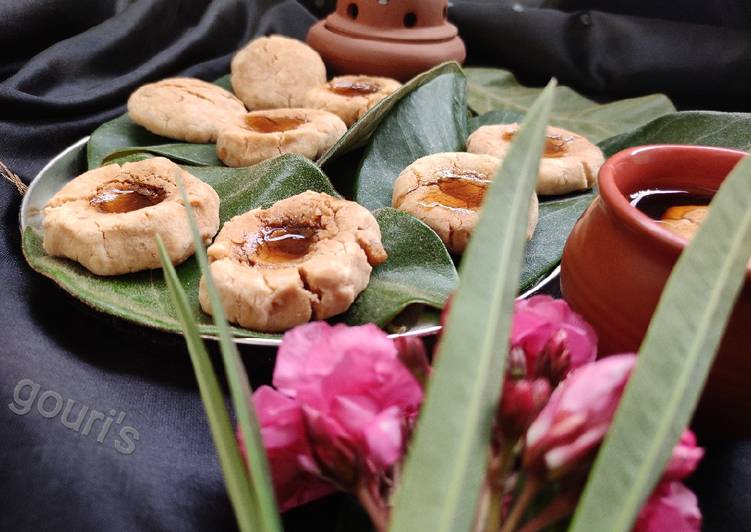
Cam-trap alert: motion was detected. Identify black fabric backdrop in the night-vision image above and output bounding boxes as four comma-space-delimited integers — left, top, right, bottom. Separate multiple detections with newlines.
0, 1, 749, 530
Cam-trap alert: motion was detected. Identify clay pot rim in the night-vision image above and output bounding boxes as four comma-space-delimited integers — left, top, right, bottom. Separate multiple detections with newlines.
598, 144, 750, 263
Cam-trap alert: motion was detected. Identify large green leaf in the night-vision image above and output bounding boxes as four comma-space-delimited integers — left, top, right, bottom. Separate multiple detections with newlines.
465, 67, 675, 143
346, 208, 457, 326
521, 190, 595, 291
318, 62, 465, 168
390, 81, 556, 532
87, 114, 222, 169
599, 111, 751, 156
353, 72, 592, 292
570, 153, 751, 530
353, 68, 468, 211
22, 155, 456, 339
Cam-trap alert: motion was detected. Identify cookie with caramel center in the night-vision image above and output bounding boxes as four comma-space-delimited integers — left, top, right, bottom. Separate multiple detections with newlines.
216, 108, 346, 167
467, 123, 604, 195
200, 191, 387, 332
392, 152, 538, 254
304, 75, 402, 126
43, 157, 220, 275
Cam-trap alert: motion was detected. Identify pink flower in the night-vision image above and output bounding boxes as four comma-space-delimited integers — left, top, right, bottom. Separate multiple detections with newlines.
246, 386, 335, 511
249, 322, 423, 510
497, 378, 551, 441
512, 296, 597, 383
663, 430, 704, 482
634, 481, 702, 532
524, 354, 636, 478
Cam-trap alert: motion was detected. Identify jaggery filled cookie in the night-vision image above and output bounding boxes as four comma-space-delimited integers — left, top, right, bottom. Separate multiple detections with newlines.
216, 108, 347, 167
304, 75, 402, 126
199, 191, 387, 332
392, 152, 538, 254
231, 35, 327, 110
467, 123, 605, 195
43, 157, 220, 276
127, 78, 247, 143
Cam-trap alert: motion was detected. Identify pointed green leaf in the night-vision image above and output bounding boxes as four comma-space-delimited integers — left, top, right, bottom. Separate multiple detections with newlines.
157, 237, 259, 532
465, 67, 674, 143
353, 69, 468, 211
86, 76, 235, 169
317, 62, 465, 168
390, 81, 557, 532
599, 111, 751, 156
176, 181, 281, 532
345, 208, 458, 326
570, 152, 751, 531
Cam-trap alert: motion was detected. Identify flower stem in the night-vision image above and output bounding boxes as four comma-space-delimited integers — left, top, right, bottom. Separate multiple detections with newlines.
356, 481, 390, 532
499, 476, 542, 532
483, 443, 517, 532
517, 492, 577, 532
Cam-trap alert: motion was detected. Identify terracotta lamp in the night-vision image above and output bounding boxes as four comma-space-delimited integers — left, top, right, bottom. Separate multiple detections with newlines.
306, 0, 466, 81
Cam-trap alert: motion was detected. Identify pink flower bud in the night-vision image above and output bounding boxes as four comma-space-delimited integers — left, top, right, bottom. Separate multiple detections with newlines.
524, 354, 636, 478
394, 336, 431, 387
497, 378, 551, 441
663, 430, 705, 482
512, 296, 597, 383
634, 481, 701, 532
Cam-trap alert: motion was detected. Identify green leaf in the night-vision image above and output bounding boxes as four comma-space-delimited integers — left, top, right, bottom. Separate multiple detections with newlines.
318, 62, 465, 168
390, 81, 557, 532
105, 143, 222, 167
176, 181, 281, 532
465, 67, 675, 143
23, 155, 455, 339
599, 111, 751, 156
468, 109, 524, 132
86, 113, 222, 168
345, 208, 458, 326
86, 76, 235, 169
156, 237, 259, 532
570, 152, 751, 531
353, 68, 468, 211
521, 190, 596, 291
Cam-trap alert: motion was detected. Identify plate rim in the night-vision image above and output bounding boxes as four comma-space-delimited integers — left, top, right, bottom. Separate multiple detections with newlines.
20, 137, 558, 347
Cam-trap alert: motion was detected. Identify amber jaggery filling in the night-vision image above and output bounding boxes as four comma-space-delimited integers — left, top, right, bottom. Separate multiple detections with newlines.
90, 180, 167, 213
328, 79, 380, 97
416, 168, 491, 211
502, 129, 574, 158
659, 205, 708, 241
240, 224, 318, 266
244, 115, 307, 133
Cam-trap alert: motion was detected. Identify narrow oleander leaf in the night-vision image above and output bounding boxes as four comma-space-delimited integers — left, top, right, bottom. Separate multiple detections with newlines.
176, 181, 281, 532
156, 236, 259, 532
570, 152, 751, 531
390, 81, 557, 532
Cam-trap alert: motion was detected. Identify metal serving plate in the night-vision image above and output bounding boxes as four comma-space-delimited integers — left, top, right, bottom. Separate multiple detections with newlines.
20, 137, 556, 347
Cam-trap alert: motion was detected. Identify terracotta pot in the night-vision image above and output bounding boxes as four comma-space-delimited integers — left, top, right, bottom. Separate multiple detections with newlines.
306, 0, 466, 81
560, 144, 751, 437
